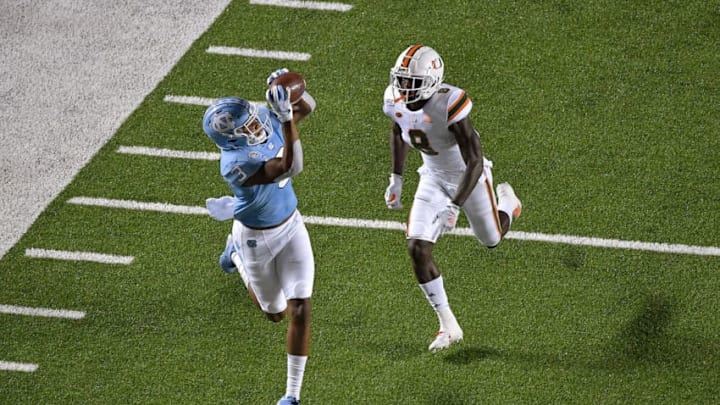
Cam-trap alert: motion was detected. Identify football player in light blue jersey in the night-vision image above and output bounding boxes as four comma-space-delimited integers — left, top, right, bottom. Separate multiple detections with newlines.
218, 104, 299, 229
203, 69, 316, 405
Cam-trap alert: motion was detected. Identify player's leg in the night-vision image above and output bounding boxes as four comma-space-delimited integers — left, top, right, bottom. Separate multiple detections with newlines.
278, 297, 310, 405
407, 176, 463, 351
275, 211, 314, 404
463, 174, 504, 247
218, 230, 268, 312
234, 222, 288, 322
464, 165, 521, 247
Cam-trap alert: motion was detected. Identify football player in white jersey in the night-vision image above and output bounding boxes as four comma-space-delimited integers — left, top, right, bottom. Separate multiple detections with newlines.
203, 69, 316, 405
382, 44, 522, 352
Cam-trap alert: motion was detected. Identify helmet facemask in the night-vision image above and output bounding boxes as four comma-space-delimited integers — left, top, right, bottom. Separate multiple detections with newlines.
390, 70, 436, 104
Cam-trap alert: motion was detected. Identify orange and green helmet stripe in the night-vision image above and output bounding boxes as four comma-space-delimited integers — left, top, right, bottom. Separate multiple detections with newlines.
400, 44, 424, 68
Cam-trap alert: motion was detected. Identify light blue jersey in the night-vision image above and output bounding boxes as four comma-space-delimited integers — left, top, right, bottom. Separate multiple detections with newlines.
219, 107, 297, 228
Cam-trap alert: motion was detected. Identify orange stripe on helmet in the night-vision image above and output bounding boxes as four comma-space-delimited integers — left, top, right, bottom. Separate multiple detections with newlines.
401, 44, 423, 68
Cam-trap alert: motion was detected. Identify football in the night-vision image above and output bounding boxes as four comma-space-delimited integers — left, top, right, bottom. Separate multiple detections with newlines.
270, 71, 306, 104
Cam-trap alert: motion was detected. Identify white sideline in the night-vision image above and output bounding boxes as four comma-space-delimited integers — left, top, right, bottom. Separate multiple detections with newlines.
0, 0, 232, 261
0, 304, 85, 320
66, 197, 720, 257
249, 0, 353, 12
0, 361, 38, 373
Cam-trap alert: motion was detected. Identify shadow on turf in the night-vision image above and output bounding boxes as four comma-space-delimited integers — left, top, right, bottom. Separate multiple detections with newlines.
443, 346, 502, 364
596, 292, 718, 370
607, 292, 675, 363
441, 293, 718, 371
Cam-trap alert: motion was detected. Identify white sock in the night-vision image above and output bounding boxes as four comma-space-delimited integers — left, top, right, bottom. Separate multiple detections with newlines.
420, 276, 459, 331
286, 354, 307, 400
420, 276, 449, 310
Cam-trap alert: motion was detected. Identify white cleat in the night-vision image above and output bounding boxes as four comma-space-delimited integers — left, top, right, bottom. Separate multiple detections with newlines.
496, 182, 522, 221
428, 328, 464, 352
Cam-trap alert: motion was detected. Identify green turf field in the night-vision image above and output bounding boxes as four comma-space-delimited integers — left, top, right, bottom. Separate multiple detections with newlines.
2, 1, 719, 403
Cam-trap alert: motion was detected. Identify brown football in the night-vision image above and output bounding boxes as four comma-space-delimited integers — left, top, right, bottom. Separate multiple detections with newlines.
270, 71, 305, 104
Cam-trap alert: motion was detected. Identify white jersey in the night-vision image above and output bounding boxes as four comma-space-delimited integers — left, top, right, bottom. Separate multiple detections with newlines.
383, 83, 473, 177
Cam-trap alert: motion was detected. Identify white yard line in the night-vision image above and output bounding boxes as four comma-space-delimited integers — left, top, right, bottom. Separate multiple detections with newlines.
117, 146, 220, 161
0, 304, 85, 320
163, 95, 217, 106
25, 248, 134, 265
0, 361, 38, 373
249, 0, 353, 12
68, 197, 208, 216
207, 46, 311, 61
163, 95, 264, 107
67, 196, 720, 257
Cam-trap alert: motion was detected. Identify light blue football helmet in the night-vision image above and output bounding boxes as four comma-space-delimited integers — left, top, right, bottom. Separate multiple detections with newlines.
202, 97, 271, 149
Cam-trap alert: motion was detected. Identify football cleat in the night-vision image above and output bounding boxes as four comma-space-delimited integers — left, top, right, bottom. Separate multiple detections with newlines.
277, 396, 300, 405
496, 182, 522, 221
218, 234, 237, 274
428, 327, 464, 352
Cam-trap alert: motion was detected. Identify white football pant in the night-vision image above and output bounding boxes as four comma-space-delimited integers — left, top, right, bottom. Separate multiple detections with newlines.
232, 210, 315, 314
407, 160, 503, 247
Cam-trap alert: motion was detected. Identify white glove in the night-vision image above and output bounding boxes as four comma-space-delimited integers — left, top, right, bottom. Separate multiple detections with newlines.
384, 173, 403, 209
266, 68, 289, 86
265, 85, 293, 123
434, 203, 460, 233
205, 196, 234, 221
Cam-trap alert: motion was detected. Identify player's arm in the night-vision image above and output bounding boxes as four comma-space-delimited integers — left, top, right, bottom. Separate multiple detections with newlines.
243, 121, 300, 186
384, 122, 409, 209
389, 122, 408, 175
448, 116, 484, 206
292, 92, 316, 124
244, 86, 303, 186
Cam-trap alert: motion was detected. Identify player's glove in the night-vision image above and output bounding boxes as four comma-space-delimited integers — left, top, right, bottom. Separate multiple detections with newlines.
266, 85, 293, 123
434, 203, 461, 233
384, 173, 403, 209
266, 68, 289, 86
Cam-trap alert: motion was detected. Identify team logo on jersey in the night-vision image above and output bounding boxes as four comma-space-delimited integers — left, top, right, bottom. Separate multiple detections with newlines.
246, 240, 257, 248
248, 151, 259, 159
268, 142, 275, 150
395, 112, 402, 118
